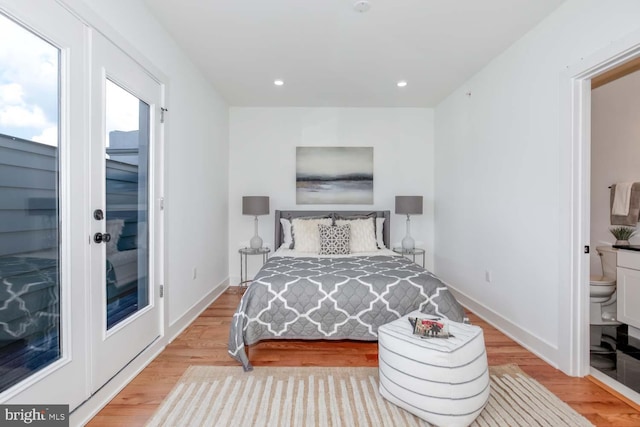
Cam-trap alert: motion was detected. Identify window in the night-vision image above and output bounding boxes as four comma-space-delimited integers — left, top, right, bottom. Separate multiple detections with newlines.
0, 12, 61, 392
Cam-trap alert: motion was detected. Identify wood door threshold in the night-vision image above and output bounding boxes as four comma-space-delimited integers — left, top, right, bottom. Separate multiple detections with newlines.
587, 375, 640, 411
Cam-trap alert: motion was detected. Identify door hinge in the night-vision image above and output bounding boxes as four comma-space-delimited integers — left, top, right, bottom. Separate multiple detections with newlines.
159, 197, 165, 210
159, 284, 164, 298
160, 107, 168, 124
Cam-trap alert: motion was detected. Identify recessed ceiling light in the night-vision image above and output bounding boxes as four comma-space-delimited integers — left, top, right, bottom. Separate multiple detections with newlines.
274, 79, 284, 86
397, 80, 408, 88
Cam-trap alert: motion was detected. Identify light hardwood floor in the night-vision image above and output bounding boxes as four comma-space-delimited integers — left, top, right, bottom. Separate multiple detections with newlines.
87, 287, 640, 426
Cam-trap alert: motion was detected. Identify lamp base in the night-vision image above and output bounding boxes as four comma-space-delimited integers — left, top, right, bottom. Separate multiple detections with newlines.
402, 235, 415, 251
250, 235, 263, 249
250, 215, 263, 249
402, 215, 415, 250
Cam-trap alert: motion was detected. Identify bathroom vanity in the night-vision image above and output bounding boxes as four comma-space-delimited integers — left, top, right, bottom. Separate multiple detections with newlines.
617, 249, 640, 329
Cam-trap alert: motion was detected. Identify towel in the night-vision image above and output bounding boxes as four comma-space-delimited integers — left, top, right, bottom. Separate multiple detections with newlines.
611, 183, 640, 225
612, 182, 633, 216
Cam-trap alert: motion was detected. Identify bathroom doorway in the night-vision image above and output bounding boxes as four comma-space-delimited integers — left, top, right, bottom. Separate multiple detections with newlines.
565, 31, 640, 405
589, 60, 640, 395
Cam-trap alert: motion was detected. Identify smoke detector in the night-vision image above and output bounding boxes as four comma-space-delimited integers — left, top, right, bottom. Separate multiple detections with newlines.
353, 1, 371, 13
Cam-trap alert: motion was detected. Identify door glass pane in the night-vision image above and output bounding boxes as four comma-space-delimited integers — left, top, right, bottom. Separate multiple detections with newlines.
0, 14, 61, 392
105, 79, 149, 329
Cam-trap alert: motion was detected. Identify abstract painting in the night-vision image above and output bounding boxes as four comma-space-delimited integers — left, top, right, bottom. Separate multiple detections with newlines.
296, 147, 373, 204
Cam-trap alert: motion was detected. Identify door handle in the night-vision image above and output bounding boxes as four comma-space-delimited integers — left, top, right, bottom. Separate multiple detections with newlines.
94, 232, 112, 244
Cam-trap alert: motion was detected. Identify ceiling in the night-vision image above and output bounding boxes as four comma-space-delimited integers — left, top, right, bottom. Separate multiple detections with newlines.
144, 0, 565, 107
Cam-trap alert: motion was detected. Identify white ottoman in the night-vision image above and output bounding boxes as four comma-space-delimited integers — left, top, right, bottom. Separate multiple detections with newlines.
378, 310, 489, 427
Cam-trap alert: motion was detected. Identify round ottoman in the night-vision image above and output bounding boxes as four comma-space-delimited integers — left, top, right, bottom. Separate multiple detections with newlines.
378, 310, 489, 427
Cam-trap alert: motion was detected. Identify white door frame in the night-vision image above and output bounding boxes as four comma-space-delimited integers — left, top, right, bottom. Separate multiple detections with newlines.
564, 29, 640, 377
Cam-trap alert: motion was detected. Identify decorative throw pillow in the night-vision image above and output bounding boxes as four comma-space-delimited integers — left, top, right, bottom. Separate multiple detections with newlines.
105, 219, 125, 255
318, 224, 351, 255
334, 217, 378, 252
291, 217, 333, 252
334, 213, 386, 249
376, 217, 386, 249
287, 214, 333, 249
334, 212, 376, 221
280, 218, 293, 249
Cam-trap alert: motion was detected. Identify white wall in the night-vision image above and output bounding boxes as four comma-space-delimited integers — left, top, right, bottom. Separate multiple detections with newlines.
591, 71, 640, 273
78, 0, 230, 325
229, 108, 434, 283
434, 0, 640, 372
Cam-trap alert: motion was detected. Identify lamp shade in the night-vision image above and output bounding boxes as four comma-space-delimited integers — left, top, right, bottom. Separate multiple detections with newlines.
242, 196, 269, 216
395, 196, 423, 215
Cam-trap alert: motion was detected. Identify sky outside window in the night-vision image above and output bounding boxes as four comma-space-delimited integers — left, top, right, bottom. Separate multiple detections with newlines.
0, 13, 59, 146
105, 79, 140, 147
0, 14, 140, 148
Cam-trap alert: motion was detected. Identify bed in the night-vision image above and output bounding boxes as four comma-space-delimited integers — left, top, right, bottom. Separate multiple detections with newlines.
228, 210, 466, 371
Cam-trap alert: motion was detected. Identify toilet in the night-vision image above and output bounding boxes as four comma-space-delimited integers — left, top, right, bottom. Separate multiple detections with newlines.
590, 246, 620, 364
590, 245, 619, 325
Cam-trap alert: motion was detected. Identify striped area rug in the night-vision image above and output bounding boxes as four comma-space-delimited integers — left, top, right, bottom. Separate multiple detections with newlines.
146, 365, 593, 426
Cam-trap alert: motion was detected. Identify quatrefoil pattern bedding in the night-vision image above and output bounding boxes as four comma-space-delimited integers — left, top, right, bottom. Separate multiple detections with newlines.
228, 255, 466, 371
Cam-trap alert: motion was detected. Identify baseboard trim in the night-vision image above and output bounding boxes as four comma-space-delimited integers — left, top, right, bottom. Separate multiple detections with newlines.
447, 285, 560, 370
70, 342, 165, 426
167, 278, 230, 340
70, 278, 230, 426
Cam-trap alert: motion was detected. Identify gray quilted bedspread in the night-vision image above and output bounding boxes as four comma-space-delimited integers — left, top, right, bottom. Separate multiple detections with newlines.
228, 255, 465, 371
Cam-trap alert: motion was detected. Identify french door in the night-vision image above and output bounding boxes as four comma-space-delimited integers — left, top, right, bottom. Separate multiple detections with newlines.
0, 0, 163, 409
0, 0, 89, 409
89, 31, 162, 391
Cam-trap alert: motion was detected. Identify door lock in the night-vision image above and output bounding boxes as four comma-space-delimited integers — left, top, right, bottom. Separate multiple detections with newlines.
93, 209, 104, 220
94, 232, 111, 244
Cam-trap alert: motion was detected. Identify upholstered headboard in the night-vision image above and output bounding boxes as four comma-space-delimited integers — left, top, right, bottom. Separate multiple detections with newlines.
274, 210, 391, 250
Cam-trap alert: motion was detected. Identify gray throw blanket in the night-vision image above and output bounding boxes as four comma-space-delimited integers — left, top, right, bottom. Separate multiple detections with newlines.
228, 255, 466, 371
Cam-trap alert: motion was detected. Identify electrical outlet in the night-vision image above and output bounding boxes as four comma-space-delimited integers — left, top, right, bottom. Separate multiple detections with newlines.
192, 267, 197, 280
485, 270, 492, 283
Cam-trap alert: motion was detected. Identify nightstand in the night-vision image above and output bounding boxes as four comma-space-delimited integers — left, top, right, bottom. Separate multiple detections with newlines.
238, 247, 270, 286
392, 247, 425, 268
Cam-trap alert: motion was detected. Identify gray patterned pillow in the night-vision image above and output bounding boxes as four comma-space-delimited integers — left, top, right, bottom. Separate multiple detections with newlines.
318, 224, 351, 255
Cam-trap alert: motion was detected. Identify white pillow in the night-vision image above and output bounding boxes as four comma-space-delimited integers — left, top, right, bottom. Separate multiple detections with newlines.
291, 217, 333, 252
280, 218, 293, 249
335, 217, 378, 252
105, 219, 124, 255
376, 217, 386, 249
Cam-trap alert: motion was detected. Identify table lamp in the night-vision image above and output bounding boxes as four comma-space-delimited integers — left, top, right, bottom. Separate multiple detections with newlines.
395, 196, 423, 250
243, 196, 269, 249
